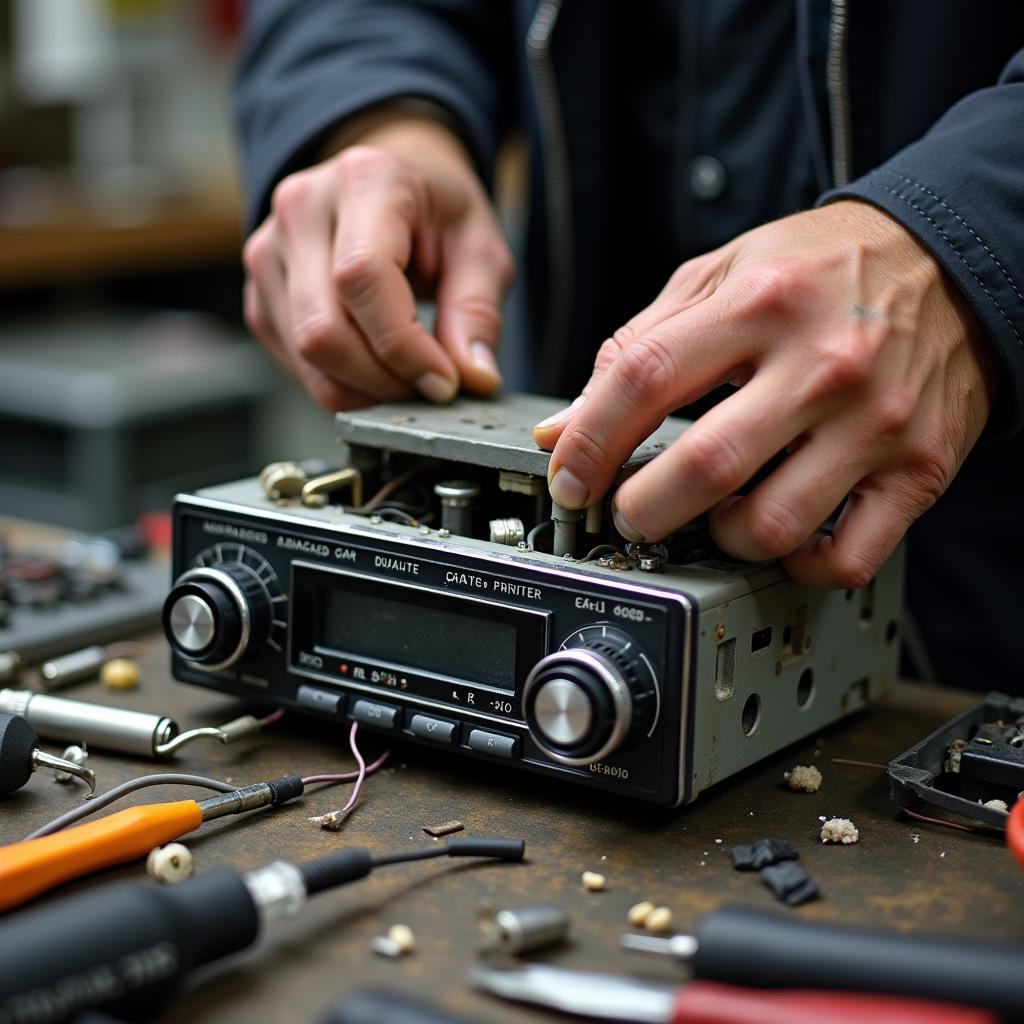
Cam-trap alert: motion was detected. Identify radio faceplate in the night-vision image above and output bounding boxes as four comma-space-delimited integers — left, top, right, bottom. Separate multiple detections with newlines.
168, 490, 692, 804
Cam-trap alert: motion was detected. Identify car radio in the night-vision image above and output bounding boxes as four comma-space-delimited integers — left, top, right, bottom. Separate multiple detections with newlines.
163, 394, 902, 806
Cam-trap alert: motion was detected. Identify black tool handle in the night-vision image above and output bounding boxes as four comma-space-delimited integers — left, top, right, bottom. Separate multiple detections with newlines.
0, 713, 36, 796
0, 868, 258, 1023
695, 907, 1024, 1018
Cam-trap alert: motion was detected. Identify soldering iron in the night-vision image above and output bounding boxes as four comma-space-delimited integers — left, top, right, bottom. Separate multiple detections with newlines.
0, 836, 525, 1024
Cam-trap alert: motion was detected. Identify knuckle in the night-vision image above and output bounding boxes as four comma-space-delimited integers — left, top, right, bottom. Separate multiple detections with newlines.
333, 246, 383, 298
903, 442, 950, 506
335, 144, 395, 182
490, 242, 516, 289
829, 548, 878, 590
562, 420, 614, 477
809, 332, 875, 394
870, 387, 915, 439
747, 495, 806, 558
615, 334, 678, 403
241, 228, 272, 279
292, 315, 339, 364
369, 324, 413, 365
455, 294, 503, 335
682, 427, 748, 495
733, 262, 811, 319
270, 173, 313, 220
595, 336, 625, 373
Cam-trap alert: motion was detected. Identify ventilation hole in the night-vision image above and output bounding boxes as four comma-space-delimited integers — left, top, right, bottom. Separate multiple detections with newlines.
715, 638, 736, 702
750, 626, 773, 653
782, 624, 792, 646
886, 620, 899, 645
796, 668, 814, 709
845, 589, 854, 601
741, 693, 761, 736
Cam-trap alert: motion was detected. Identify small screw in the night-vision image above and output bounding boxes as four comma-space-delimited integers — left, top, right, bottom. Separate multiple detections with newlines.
369, 514, 382, 525
715, 624, 726, 641
419, 525, 431, 536
438, 528, 450, 539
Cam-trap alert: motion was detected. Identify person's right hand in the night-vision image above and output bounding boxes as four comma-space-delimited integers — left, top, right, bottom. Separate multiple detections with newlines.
242, 115, 514, 411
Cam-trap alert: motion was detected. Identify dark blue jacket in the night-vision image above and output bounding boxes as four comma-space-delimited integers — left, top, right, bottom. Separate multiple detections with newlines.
235, 1, 1024, 688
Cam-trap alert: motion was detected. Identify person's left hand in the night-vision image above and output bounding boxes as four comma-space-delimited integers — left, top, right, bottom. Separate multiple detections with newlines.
533, 200, 998, 588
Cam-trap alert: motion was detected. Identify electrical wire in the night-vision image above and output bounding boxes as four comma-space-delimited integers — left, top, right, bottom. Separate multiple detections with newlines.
301, 748, 390, 786
354, 462, 429, 515
526, 519, 552, 550
570, 544, 619, 563
257, 707, 286, 727
830, 757, 887, 770
25, 773, 238, 840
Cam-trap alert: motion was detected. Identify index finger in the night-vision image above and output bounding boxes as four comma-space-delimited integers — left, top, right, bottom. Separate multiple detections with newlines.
332, 163, 459, 402
547, 297, 749, 509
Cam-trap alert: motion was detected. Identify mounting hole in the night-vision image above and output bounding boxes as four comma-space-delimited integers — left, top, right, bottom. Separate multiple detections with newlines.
796, 668, 814, 709
741, 694, 761, 737
885, 620, 899, 645
844, 589, 855, 601
482, 423, 495, 430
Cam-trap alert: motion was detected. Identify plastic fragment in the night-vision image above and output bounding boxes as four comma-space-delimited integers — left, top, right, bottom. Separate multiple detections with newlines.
730, 838, 798, 871
760, 861, 819, 907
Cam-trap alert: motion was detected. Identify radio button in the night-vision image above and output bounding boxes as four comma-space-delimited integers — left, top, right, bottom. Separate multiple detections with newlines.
297, 685, 344, 715
467, 728, 519, 759
352, 698, 400, 730
407, 714, 457, 745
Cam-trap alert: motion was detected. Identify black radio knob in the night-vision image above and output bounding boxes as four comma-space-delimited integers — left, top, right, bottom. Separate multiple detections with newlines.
522, 635, 655, 766
162, 563, 272, 670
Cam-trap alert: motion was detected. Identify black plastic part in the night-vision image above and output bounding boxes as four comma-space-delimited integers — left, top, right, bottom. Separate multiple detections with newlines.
694, 906, 1024, 1017
759, 862, 818, 907
0, 713, 37, 797
266, 773, 305, 805
444, 838, 525, 862
729, 838, 798, 871
0, 868, 258, 1022
887, 690, 1024, 829
322, 989, 483, 1024
300, 849, 373, 896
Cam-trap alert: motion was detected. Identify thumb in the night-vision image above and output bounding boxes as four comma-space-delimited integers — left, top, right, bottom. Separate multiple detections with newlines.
434, 227, 514, 395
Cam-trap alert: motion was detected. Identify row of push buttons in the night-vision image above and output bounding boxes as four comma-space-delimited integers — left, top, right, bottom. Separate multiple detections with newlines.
296, 685, 519, 759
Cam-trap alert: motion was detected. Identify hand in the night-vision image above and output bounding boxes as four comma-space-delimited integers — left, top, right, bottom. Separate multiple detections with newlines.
534, 201, 997, 588
243, 114, 514, 410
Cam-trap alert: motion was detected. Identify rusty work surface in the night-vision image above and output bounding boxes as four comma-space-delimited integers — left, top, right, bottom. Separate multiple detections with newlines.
3, 633, 1023, 1024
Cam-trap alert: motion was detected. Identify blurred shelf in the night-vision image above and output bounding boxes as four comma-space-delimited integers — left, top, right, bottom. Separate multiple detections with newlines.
0, 198, 243, 289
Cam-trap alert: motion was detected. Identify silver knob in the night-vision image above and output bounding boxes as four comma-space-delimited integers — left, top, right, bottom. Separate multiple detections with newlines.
533, 677, 594, 746
168, 593, 216, 653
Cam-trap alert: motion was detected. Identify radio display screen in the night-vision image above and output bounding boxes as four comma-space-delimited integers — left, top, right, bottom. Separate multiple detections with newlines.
324, 587, 517, 690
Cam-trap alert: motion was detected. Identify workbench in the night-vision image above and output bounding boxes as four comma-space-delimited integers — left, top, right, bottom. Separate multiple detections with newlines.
4, 635, 1022, 1024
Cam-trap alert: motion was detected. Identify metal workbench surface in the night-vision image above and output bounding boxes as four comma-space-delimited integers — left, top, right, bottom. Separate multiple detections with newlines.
3, 634, 1022, 1024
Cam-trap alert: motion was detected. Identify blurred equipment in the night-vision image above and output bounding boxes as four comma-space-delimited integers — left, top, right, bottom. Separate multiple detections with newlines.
0, 713, 95, 796
619, 907, 1024, 1019
471, 962, 997, 1024
164, 394, 903, 807
0, 837, 525, 1022
0, 314, 273, 532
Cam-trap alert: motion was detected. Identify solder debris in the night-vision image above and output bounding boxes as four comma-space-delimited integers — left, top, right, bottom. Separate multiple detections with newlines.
820, 817, 859, 844
582, 870, 607, 892
982, 799, 1009, 814
785, 764, 823, 793
644, 906, 673, 933
627, 901, 655, 927
422, 820, 465, 838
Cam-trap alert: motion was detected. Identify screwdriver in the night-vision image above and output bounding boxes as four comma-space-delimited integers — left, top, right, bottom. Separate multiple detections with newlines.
0, 774, 304, 912
621, 906, 1024, 1019
0, 836, 525, 1024
0, 713, 95, 797
471, 962, 998, 1024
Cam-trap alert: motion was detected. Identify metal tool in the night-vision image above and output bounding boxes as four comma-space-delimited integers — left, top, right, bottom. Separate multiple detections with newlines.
620, 906, 1024, 1019
0, 688, 264, 758
479, 903, 569, 954
471, 963, 998, 1024
0, 775, 304, 912
0, 837, 525, 1023
0, 714, 95, 797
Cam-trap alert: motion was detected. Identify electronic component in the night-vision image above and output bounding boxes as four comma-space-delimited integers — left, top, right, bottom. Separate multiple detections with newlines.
0, 713, 95, 797
480, 903, 569, 955
0, 688, 266, 758
163, 393, 902, 806
0, 837, 525, 1023
619, 907, 1022, 1018
888, 691, 1024, 829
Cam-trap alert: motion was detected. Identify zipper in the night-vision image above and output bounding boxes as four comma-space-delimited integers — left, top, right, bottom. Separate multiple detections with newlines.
826, 0, 852, 186
526, 0, 573, 393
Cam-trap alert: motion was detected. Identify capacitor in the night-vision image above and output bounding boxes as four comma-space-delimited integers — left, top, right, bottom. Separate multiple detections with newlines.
434, 481, 480, 537
480, 903, 570, 955
551, 500, 582, 558
489, 518, 526, 546
40, 645, 107, 690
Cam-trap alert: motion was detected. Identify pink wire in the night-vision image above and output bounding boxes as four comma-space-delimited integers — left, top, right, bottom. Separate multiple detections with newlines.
340, 723, 367, 812
300, 724, 390, 787
258, 708, 286, 727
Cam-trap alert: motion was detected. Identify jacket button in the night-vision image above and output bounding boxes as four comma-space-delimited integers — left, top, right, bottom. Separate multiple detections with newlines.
689, 155, 727, 200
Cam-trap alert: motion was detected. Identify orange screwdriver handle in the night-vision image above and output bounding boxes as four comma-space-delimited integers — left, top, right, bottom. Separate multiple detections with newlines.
0, 800, 203, 913
675, 981, 1000, 1024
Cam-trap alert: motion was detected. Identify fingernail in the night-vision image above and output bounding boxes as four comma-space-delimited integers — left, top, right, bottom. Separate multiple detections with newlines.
612, 504, 644, 542
416, 371, 458, 403
549, 467, 588, 509
470, 341, 502, 382
534, 395, 585, 430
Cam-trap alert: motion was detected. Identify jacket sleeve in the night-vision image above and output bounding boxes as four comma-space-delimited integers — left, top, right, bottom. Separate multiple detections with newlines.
234, 0, 514, 233
820, 47, 1024, 433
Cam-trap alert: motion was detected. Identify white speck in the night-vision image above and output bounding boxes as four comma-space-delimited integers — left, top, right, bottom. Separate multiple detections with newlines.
601, 855, 607, 861
749, 811, 754, 816
699, 861, 706, 867
939, 851, 946, 858
818, 816, 827, 822
813, 749, 822, 757
910, 833, 920, 844
714, 839, 723, 844
703, 851, 708, 856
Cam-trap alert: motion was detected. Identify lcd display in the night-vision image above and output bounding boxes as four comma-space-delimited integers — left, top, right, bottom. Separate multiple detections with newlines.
324, 587, 517, 690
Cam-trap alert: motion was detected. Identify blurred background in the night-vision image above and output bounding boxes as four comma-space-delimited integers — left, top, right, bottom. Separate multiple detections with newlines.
0, 0, 333, 533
